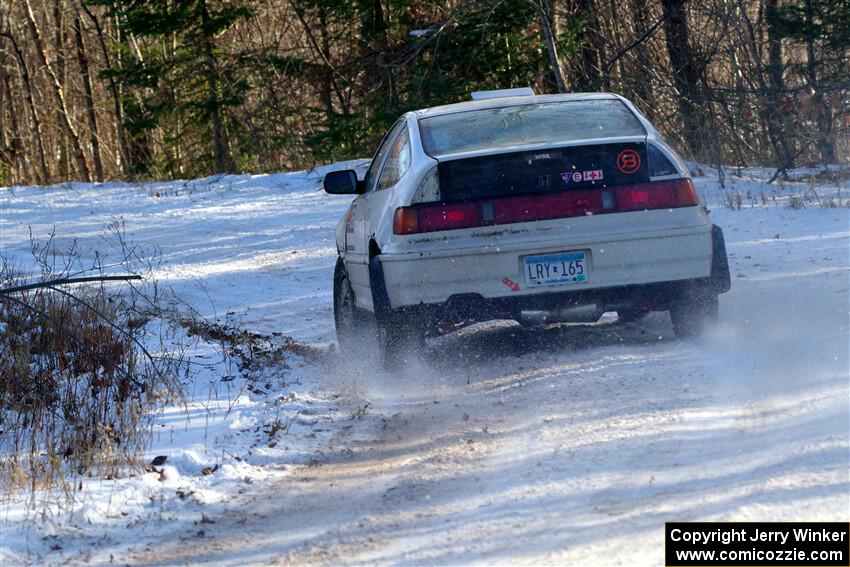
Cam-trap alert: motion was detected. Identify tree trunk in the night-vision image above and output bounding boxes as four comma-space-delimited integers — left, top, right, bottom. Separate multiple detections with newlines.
0, 60, 17, 181
660, 0, 703, 158
53, 0, 70, 180
23, 0, 92, 181
2, 69, 26, 183
803, 0, 835, 163
4, 30, 50, 185
765, 0, 783, 91
317, 4, 335, 115
0, 59, 8, 168
629, 0, 654, 109
764, 0, 795, 170
731, 0, 793, 174
361, 0, 392, 103
74, 16, 104, 181
200, 0, 232, 173
53, 0, 66, 80
81, 3, 130, 176
577, 0, 609, 90
534, 0, 567, 92
290, 1, 349, 114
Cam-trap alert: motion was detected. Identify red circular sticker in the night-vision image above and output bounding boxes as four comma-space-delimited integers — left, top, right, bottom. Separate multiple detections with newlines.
617, 149, 641, 174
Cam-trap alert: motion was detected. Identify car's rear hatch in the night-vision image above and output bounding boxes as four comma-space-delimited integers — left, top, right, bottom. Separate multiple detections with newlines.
438, 140, 649, 202
394, 140, 699, 236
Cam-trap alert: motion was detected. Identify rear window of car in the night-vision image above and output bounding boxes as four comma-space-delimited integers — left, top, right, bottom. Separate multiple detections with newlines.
419, 99, 646, 157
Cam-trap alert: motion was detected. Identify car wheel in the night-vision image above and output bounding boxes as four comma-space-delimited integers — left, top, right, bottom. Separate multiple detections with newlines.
669, 284, 719, 338
334, 259, 375, 355
335, 258, 425, 368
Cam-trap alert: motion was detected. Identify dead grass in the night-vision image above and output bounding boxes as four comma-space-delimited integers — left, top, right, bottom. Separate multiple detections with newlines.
0, 226, 186, 507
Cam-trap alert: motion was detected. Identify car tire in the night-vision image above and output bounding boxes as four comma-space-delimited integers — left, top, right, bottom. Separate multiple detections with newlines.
669, 283, 719, 338
335, 258, 426, 368
334, 259, 377, 355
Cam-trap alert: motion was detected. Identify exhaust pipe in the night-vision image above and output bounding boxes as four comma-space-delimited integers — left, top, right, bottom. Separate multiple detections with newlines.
519, 304, 604, 326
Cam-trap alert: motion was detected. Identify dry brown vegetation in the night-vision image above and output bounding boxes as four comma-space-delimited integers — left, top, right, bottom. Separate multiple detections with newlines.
0, 229, 186, 503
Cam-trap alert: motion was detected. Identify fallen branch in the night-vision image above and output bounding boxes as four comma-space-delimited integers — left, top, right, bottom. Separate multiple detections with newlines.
0, 274, 141, 295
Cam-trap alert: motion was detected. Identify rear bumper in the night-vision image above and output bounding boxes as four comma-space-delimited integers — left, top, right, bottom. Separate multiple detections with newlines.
369, 224, 730, 327
380, 223, 714, 308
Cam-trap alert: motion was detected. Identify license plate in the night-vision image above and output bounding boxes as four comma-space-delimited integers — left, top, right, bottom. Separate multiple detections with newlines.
523, 251, 588, 287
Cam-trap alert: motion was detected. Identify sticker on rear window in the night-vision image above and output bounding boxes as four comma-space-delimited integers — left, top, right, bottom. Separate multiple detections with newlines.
617, 149, 641, 174
561, 170, 603, 184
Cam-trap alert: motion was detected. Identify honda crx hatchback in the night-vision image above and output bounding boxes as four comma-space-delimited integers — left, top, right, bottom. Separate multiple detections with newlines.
324, 89, 730, 365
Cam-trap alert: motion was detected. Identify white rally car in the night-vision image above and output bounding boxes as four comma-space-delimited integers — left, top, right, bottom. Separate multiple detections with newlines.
324, 89, 730, 365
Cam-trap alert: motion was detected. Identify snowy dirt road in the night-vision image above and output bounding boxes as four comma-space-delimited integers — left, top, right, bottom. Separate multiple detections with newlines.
1, 167, 848, 565
124, 256, 850, 565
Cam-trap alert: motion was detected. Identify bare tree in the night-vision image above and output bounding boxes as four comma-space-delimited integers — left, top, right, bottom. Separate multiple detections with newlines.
628, 0, 656, 109
80, 2, 130, 175
0, 0, 845, 186
802, 0, 836, 162
526, 0, 567, 92
22, 0, 91, 181
200, 0, 232, 173
1, 26, 50, 184
74, 14, 103, 181
660, 0, 705, 158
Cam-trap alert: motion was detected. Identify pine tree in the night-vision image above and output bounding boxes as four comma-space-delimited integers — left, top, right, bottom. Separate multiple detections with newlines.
301, 0, 582, 162
89, 0, 254, 176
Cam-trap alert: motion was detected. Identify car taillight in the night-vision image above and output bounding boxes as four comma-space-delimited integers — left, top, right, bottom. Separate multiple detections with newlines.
615, 179, 698, 211
393, 207, 419, 234
675, 179, 700, 206
395, 203, 481, 234
493, 191, 603, 223
407, 202, 481, 233
393, 179, 699, 235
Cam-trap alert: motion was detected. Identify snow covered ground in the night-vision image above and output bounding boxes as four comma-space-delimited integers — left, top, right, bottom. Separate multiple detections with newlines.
0, 164, 848, 565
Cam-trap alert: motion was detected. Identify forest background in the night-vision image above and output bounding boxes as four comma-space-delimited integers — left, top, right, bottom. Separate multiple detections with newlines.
0, 0, 847, 186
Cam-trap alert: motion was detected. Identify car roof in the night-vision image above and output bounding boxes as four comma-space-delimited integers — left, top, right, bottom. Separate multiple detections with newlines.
409, 92, 624, 119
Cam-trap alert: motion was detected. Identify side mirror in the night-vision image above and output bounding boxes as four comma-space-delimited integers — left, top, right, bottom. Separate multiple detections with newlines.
324, 170, 362, 194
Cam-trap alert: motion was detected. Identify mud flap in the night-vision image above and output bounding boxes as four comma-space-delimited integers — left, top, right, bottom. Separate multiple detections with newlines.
368, 255, 393, 324
710, 224, 731, 294
368, 256, 428, 368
